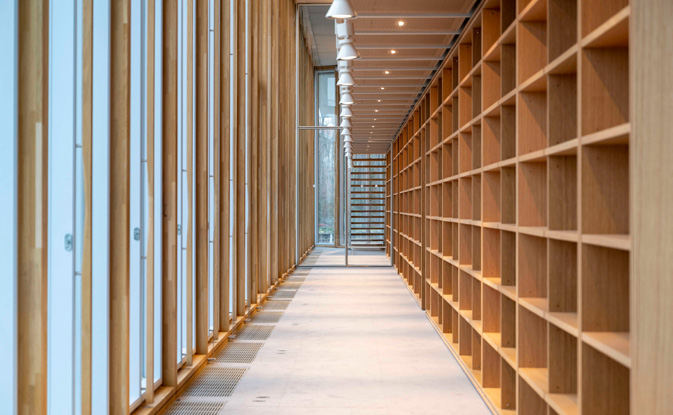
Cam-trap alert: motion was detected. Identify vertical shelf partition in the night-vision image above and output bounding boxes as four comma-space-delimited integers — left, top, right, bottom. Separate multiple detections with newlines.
389, 0, 632, 413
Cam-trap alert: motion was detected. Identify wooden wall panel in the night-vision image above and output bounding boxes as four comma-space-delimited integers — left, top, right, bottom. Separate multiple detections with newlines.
632, 0, 673, 413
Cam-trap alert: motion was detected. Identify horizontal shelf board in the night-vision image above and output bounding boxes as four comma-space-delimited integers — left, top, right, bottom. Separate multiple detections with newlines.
583, 332, 631, 368
519, 367, 549, 397
547, 393, 579, 415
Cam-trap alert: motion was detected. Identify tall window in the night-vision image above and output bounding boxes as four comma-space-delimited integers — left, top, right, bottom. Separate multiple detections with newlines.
315, 71, 337, 245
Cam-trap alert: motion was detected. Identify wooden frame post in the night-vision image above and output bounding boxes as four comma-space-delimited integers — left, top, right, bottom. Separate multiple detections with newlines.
17, 1, 49, 413
219, 0, 231, 333
109, 0, 131, 412
161, 0, 178, 387
195, 0, 209, 356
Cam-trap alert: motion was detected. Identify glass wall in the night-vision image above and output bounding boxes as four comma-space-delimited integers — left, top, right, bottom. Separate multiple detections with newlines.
315, 70, 338, 245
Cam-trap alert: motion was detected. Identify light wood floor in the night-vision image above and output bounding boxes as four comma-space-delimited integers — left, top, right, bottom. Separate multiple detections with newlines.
168, 265, 492, 414
300, 246, 391, 267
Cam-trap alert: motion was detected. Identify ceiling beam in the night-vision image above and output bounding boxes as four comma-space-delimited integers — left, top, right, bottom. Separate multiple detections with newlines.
356, 30, 461, 35
357, 12, 471, 18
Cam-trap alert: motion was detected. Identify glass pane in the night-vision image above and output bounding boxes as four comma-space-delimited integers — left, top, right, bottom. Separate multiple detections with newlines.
316, 71, 337, 246
299, 128, 345, 267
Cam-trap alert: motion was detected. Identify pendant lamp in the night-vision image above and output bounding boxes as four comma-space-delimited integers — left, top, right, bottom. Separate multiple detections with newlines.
326, 0, 356, 20
340, 92, 355, 105
337, 38, 360, 61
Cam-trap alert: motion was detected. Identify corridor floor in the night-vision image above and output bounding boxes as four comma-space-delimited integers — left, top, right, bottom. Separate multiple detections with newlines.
168, 266, 492, 415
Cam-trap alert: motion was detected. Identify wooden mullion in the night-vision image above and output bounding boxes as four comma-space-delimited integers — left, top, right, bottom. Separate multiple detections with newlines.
218, 0, 231, 332
234, 0, 246, 317
161, 0, 178, 387
194, 0, 209, 355
82, 0, 94, 411
17, 0, 49, 412
109, 0, 131, 411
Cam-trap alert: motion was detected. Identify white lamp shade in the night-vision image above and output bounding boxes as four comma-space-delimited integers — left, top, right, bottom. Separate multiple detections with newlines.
340, 119, 352, 128
340, 93, 355, 105
340, 107, 353, 118
344, 136, 353, 143
341, 127, 351, 136
326, 0, 357, 19
337, 39, 360, 61
337, 71, 356, 86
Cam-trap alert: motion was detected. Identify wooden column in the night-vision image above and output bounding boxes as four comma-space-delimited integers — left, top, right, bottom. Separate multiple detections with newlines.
212, 0, 221, 341
144, 0, 156, 404
258, 0, 269, 294
247, 0, 259, 306
219, 0, 231, 332
82, 0, 93, 412
161, 0, 178, 387
185, 0, 194, 367
195, 0, 209, 355
269, 0, 279, 285
109, 0, 131, 413
17, 1, 49, 413
632, 0, 673, 413
234, 0, 246, 317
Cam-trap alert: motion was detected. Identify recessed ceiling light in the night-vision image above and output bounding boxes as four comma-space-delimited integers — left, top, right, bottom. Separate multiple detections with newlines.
391, 50, 396, 54
384, 70, 390, 74
377, 99, 381, 102
372, 125, 375, 128
398, 21, 405, 27
381, 87, 385, 90
374, 119, 377, 121
375, 109, 379, 112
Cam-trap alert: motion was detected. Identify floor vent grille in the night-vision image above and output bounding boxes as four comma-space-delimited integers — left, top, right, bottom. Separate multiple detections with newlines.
271, 290, 297, 300
214, 342, 264, 363
252, 311, 284, 324
236, 324, 274, 341
164, 401, 224, 415
261, 300, 290, 311
182, 367, 247, 397
282, 281, 303, 289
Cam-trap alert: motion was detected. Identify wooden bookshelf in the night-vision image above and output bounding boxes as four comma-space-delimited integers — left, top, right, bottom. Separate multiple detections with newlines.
389, 0, 633, 413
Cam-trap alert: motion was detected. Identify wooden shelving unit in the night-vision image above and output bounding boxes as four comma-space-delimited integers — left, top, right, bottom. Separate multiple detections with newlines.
389, 0, 632, 413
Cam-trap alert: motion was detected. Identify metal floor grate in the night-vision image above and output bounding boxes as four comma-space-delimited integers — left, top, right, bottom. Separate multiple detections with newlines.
214, 342, 264, 363
252, 311, 284, 324
164, 401, 224, 415
182, 367, 247, 397
270, 290, 296, 300
261, 300, 290, 311
236, 324, 274, 341
282, 281, 303, 289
